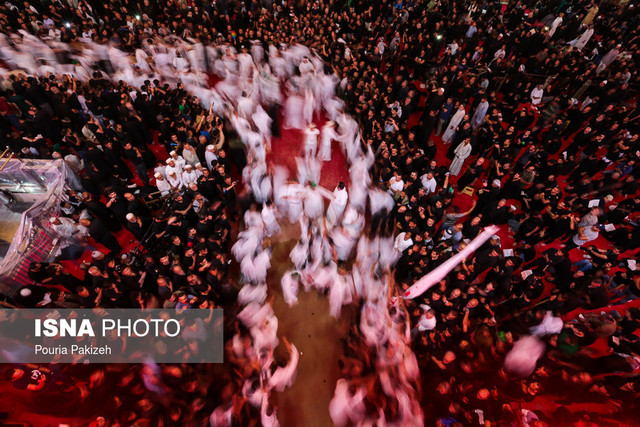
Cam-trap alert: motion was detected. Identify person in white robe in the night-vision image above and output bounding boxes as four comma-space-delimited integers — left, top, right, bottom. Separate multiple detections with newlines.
237, 50, 254, 79
135, 48, 150, 71
331, 226, 357, 261
181, 164, 199, 186
449, 139, 472, 176
282, 183, 305, 224
237, 93, 255, 119
154, 173, 172, 196
319, 121, 338, 161
329, 379, 367, 427
298, 56, 315, 75
166, 171, 183, 190
251, 105, 273, 149
281, 270, 300, 307
168, 152, 186, 174
394, 231, 414, 254
569, 25, 594, 51
260, 395, 280, 427
596, 44, 620, 74
282, 94, 305, 129
329, 269, 353, 319
237, 283, 268, 306
548, 14, 563, 38
232, 229, 262, 262
530, 84, 544, 105
269, 338, 299, 392
326, 182, 348, 229
441, 105, 466, 144
470, 98, 489, 130
302, 123, 320, 158
290, 233, 310, 271
303, 87, 315, 125
303, 183, 334, 221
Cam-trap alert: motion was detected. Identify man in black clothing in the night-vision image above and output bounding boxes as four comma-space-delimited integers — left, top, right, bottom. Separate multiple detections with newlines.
81, 192, 121, 231
123, 142, 149, 185
81, 217, 122, 253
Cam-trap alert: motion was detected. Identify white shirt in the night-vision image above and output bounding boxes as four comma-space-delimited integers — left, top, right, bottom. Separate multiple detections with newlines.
531, 87, 544, 105
420, 175, 437, 194
205, 150, 218, 170
333, 187, 348, 208
155, 177, 172, 196
388, 177, 404, 195
418, 312, 437, 331
394, 232, 413, 253
164, 163, 182, 178
303, 127, 320, 148
167, 174, 183, 190
182, 170, 199, 186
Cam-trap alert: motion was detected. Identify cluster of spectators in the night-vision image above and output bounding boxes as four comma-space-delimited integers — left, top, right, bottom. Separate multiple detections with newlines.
0, 0, 639, 425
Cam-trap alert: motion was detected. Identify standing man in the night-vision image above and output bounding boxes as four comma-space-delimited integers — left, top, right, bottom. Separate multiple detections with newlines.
449, 138, 473, 176
530, 84, 544, 106
303, 123, 320, 158
327, 182, 348, 229
81, 217, 122, 253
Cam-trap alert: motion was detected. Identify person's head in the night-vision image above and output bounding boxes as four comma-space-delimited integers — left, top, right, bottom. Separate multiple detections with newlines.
443, 351, 456, 364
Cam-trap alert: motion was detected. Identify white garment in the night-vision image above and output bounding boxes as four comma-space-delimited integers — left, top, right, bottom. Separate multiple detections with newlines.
283, 95, 305, 129
529, 311, 564, 336
261, 205, 280, 237
417, 305, 437, 331
449, 142, 472, 176
269, 343, 299, 391
570, 28, 594, 52
530, 87, 544, 105
290, 236, 310, 270
442, 107, 466, 143
504, 335, 546, 377
303, 126, 320, 158
51, 217, 80, 240
303, 186, 325, 219
329, 379, 366, 427
205, 150, 218, 170
319, 123, 338, 161
260, 396, 280, 427
420, 175, 437, 195
181, 170, 199, 186
166, 173, 183, 190
281, 271, 300, 307
394, 232, 413, 253
155, 177, 172, 196
471, 101, 489, 130
329, 273, 353, 318
387, 176, 404, 196
327, 187, 348, 228
549, 16, 563, 37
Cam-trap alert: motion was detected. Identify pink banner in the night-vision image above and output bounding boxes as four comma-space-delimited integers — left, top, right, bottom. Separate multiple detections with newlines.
402, 225, 500, 299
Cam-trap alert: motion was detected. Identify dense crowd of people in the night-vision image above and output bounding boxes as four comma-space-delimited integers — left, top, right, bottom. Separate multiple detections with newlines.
0, 0, 639, 425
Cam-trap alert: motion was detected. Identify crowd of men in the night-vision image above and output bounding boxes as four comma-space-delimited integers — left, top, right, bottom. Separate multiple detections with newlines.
0, 0, 639, 425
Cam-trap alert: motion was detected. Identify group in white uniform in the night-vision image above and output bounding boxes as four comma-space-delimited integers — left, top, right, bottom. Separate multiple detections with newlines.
0, 32, 423, 427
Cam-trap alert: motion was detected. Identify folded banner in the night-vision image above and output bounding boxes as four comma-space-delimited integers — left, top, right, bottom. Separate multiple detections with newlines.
402, 225, 500, 299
